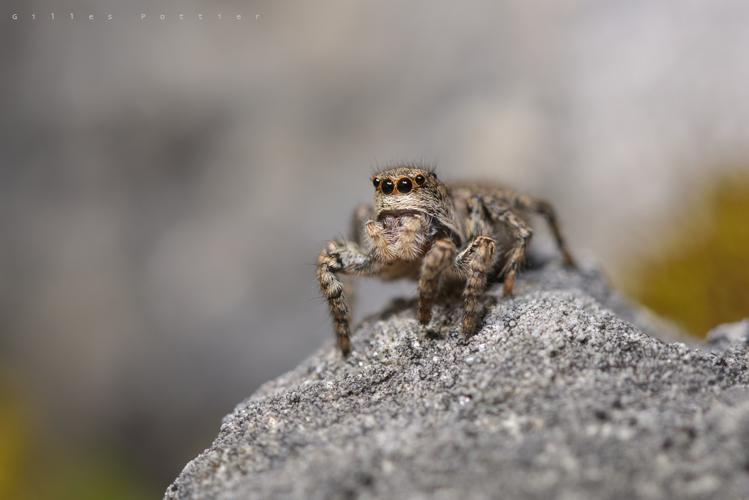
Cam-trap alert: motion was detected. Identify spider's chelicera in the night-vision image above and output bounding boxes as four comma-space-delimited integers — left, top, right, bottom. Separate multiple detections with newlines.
317, 165, 576, 356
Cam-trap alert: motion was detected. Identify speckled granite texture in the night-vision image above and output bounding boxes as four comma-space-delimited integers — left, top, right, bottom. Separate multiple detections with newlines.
166, 263, 749, 500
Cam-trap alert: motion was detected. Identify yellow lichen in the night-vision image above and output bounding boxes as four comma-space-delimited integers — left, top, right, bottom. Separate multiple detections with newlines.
625, 173, 749, 337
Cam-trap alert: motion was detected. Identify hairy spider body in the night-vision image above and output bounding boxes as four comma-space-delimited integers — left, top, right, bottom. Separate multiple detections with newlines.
317, 166, 576, 356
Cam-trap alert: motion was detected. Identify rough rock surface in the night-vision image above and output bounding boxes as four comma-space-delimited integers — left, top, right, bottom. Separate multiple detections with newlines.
165, 263, 749, 500
707, 320, 749, 352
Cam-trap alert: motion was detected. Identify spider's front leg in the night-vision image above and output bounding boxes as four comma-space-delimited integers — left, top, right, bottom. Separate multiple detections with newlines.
317, 240, 376, 356
343, 203, 376, 321
455, 235, 497, 336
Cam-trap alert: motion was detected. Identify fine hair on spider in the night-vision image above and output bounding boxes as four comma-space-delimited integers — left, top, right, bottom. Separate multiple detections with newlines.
317, 165, 576, 356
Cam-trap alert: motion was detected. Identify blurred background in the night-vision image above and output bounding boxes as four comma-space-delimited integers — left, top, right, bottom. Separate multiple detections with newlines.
2, 0, 749, 497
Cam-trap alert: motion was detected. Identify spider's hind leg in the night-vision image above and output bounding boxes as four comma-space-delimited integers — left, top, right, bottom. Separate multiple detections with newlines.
482, 200, 533, 297
515, 195, 576, 267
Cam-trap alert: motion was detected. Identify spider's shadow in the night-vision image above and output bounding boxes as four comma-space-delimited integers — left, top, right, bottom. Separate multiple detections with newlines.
361, 255, 551, 330
376, 296, 418, 320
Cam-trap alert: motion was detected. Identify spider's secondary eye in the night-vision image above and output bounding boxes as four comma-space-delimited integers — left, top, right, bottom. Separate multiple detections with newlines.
381, 178, 395, 194
397, 178, 413, 193
415, 174, 425, 185
372, 178, 380, 189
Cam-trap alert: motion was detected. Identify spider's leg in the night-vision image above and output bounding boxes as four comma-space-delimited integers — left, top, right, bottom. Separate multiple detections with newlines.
455, 235, 496, 337
463, 195, 493, 241
317, 239, 377, 356
343, 203, 375, 321
351, 203, 374, 247
418, 238, 457, 325
514, 195, 576, 267
483, 203, 533, 297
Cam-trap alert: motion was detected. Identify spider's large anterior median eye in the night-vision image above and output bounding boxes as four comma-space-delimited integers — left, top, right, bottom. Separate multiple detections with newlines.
397, 178, 412, 193
372, 178, 380, 189
381, 178, 395, 194
415, 174, 425, 186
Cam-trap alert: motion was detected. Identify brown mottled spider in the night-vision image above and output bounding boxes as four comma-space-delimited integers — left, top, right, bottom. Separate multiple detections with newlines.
317, 165, 576, 356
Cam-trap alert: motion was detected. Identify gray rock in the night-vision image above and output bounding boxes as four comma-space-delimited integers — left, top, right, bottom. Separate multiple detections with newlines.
707, 320, 749, 351
165, 263, 749, 500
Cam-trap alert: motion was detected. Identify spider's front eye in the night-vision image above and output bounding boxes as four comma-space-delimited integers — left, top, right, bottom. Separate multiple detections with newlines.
372, 178, 380, 189
415, 174, 425, 186
381, 178, 395, 194
397, 178, 412, 193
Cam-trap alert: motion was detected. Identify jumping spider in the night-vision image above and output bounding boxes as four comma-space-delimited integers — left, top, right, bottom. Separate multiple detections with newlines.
317, 166, 576, 356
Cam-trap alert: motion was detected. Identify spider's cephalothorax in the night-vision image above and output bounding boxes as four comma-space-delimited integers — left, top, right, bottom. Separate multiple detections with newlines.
317, 165, 576, 356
